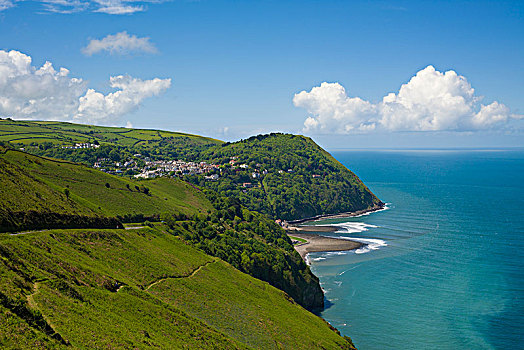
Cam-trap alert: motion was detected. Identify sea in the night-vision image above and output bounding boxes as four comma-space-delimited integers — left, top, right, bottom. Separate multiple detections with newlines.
306, 149, 523, 350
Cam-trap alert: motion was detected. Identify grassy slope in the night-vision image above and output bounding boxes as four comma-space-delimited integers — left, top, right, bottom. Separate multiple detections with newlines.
0, 149, 212, 224
0, 119, 221, 148
0, 227, 354, 349
0, 147, 326, 312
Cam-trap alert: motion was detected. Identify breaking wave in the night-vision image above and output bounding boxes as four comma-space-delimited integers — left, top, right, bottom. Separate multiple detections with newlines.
332, 222, 378, 234
339, 236, 388, 254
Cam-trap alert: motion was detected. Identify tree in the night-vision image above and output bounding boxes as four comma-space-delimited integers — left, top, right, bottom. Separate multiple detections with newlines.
109, 149, 121, 162
64, 188, 70, 198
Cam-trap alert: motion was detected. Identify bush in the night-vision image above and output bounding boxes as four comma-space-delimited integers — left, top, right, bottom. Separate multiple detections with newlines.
0, 210, 123, 233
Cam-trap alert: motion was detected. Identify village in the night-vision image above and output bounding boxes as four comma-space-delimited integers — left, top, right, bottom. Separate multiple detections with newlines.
91, 154, 323, 191
93, 155, 221, 179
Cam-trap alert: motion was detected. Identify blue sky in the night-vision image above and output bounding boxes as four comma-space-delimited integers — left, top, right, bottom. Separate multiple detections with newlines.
0, 0, 522, 148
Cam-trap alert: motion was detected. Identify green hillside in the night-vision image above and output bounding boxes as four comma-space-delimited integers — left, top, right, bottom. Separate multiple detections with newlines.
0, 149, 212, 217
0, 147, 324, 310
191, 133, 383, 220
0, 120, 366, 348
0, 148, 212, 232
0, 118, 220, 166
0, 227, 355, 349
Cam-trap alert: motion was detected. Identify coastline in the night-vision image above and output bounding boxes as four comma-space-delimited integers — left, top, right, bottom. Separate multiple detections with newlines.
288, 232, 362, 261
287, 203, 385, 225
285, 204, 386, 262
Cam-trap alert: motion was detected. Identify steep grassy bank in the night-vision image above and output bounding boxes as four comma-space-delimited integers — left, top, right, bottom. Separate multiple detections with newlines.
0, 148, 212, 219
0, 148, 324, 310
0, 227, 355, 349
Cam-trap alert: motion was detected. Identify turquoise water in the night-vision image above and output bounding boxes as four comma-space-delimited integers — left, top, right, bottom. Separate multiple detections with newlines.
308, 150, 523, 350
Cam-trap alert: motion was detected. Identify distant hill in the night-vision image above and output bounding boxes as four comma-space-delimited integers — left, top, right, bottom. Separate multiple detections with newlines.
0, 118, 220, 148
192, 133, 383, 220
1, 119, 383, 221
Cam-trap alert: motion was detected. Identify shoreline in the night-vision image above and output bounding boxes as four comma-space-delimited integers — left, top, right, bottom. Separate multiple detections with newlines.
286, 225, 339, 232
286, 203, 385, 225
288, 232, 362, 261
285, 204, 386, 262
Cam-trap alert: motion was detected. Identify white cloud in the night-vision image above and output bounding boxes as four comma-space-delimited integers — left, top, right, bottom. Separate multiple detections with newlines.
82, 32, 157, 56
41, 0, 89, 13
294, 65, 521, 133
0, 0, 164, 14
92, 0, 144, 14
471, 101, 513, 127
294, 82, 377, 133
0, 50, 171, 124
0, 0, 14, 11
76, 75, 171, 123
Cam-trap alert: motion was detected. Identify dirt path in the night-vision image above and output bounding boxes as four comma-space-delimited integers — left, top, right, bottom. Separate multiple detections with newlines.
26, 281, 41, 309
26, 280, 67, 343
143, 259, 218, 291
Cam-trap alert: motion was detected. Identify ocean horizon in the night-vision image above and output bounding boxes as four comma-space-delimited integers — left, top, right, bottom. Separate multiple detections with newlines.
308, 149, 523, 349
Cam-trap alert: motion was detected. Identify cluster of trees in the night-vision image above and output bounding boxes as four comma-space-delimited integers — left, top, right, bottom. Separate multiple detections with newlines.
0, 210, 123, 233
23, 135, 216, 166
25, 143, 131, 166
163, 190, 324, 310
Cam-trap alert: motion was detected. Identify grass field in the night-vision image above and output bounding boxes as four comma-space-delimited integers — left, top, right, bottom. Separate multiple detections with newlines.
0, 119, 221, 148
0, 227, 355, 349
289, 235, 308, 243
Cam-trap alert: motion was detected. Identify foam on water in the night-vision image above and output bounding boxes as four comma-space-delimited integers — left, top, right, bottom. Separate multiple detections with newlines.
352, 203, 391, 217
338, 236, 388, 254
331, 221, 378, 233
338, 264, 361, 275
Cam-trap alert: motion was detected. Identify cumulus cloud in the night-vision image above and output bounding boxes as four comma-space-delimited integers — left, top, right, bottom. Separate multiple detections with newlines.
0, 50, 171, 124
294, 66, 522, 133
76, 75, 171, 123
0, 0, 164, 14
294, 82, 377, 133
82, 32, 157, 56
